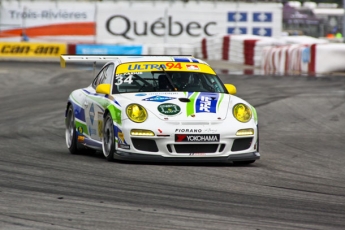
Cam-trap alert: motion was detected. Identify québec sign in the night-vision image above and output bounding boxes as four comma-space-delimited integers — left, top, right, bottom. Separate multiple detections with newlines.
105, 15, 216, 40
96, 2, 281, 44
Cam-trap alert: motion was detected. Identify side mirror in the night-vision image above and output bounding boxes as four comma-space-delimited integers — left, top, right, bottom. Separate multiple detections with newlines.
224, 84, 237, 95
96, 84, 111, 95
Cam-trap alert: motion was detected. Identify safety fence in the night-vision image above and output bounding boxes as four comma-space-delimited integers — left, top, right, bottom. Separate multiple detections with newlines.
198, 34, 345, 74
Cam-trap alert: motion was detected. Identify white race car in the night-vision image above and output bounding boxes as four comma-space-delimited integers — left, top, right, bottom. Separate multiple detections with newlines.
62, 55, 259, 164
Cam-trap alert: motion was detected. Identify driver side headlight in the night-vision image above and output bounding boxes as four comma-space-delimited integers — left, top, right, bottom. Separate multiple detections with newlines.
126, 104, 148, 123
233, 103, 252, 123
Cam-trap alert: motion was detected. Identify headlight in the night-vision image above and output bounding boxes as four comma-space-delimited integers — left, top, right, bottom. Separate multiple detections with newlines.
233, 103, 252, 123
130, 129, 155, 136
126, 104, 148, 123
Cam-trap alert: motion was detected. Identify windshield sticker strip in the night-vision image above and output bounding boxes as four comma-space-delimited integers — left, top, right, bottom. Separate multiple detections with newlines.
116, 62, 216, 74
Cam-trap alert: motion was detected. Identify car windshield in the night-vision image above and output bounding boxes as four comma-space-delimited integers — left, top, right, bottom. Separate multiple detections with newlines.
112, 71, 227, 94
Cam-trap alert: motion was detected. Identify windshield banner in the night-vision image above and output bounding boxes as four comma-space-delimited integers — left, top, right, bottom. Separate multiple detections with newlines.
116, 62, 216, 75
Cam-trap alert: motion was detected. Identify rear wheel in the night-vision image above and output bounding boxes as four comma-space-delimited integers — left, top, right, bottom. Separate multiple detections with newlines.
102, 113, 116, 161
65, 105, 79, 154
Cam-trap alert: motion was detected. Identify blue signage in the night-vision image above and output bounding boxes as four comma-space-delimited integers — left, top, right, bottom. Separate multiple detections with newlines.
252, 27, 272, 36
302, 47, 310, 63
228, 12, 247, 22
253, 12, 273, 22
227, 27, 247, 35
76, 44, 143, 55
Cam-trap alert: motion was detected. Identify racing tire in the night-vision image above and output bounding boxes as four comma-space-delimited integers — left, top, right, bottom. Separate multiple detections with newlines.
102, 113, 116, 161
65, 105, 79, 154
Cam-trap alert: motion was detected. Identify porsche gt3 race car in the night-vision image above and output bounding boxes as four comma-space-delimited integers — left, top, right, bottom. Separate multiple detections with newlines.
62, 55, 259, 164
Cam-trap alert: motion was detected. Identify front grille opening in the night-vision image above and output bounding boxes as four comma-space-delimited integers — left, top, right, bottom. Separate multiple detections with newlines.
174, 144, 218, 153
231, 138, 253, 152
218, 144, 226, 152
131, 138, 158, 152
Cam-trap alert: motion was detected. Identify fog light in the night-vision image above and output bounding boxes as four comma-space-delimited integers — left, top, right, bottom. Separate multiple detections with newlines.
130, 129, 155, 136
236, 128, 254, 136
77, 136, 85, 142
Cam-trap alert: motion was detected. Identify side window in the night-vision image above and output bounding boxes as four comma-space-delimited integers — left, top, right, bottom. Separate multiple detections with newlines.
92, 68, 105, 88
100, 64, 114, 85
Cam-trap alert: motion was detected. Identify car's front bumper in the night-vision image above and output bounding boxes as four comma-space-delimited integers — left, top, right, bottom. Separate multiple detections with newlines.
113, 150, 260, 163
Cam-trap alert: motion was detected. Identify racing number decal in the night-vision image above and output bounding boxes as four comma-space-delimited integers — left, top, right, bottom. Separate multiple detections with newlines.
115, 75, 133, 85
165, 62, 182, 69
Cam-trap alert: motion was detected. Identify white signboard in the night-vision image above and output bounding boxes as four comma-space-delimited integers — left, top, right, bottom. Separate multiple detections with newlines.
0, 1, 95, 42
96, 1, 282, 44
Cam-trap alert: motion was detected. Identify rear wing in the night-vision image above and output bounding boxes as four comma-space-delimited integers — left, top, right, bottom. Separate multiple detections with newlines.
60, 55, 194, 68
60, 55, 122, 68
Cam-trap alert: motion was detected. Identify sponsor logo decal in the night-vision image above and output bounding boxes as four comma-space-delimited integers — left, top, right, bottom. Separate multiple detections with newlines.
186, 92, 221, 117
195, 93, 219, 113
157, 103, 181, 116
204, 128, 217, 133
148, 92, 178, 95
118, 143, 130, 149
128, 63, 167, 70
0, 42, 66, 57
97, 112, 103, 139
117, 72, 142, 76
189, 153, 206, 156
175, 134, 220, 142
135, 93, 147, 96
118, 132, 125, 143
89, 127, 97, 135
89, 103, 95, 125
142, 95, 175, 102
186, 64, 199, 70
77, 126, 83, 134
175, 129, 202, 133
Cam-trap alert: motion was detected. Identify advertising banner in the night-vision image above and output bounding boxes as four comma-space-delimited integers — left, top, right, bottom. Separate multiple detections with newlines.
0, 42, 66, 57
96, 1, 282, 44
0, 1, 95, 42
76, 44, 143, 55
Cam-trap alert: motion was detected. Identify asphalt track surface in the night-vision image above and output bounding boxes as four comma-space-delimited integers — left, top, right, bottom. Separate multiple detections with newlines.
1, 60, 345, 230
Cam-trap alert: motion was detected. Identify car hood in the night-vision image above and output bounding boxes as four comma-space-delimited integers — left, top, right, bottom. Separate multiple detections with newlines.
118, 92, 232, 121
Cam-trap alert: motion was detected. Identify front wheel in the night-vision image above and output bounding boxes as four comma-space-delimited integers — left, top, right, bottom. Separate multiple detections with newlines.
102, 113, 116, 161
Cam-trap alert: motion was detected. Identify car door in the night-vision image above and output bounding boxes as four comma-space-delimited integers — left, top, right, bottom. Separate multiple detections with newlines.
85, 64, 115, 141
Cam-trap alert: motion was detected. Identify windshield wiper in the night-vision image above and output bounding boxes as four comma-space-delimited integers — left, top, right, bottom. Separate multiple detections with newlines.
160, 64, 177, 91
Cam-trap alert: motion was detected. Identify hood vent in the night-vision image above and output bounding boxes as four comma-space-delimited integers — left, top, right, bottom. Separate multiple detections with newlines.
178, 97, 190, 103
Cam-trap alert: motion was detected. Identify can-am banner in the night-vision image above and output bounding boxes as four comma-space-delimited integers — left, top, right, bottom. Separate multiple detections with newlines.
0, 1, 282, 44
